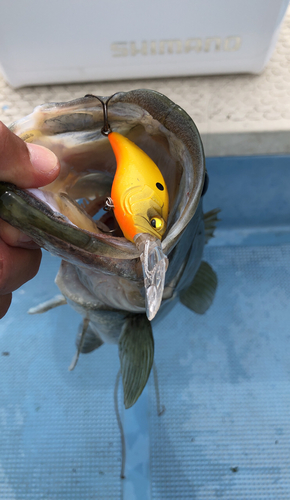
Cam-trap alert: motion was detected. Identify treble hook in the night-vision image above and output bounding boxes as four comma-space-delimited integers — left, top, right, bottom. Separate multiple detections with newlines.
85, 94, 113, 136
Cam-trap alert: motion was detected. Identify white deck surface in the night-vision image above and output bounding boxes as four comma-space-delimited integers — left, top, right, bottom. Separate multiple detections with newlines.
0, 8, 290, 157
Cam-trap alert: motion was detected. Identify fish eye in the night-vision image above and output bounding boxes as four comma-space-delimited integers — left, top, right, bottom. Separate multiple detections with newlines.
156, 182, 164, 191
150, 217, 164, 231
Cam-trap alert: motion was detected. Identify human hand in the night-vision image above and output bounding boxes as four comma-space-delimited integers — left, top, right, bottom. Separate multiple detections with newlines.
0, 121, 60, 318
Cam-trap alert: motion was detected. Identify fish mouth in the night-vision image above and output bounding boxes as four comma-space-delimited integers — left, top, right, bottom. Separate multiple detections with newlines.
0, 90, 205, 278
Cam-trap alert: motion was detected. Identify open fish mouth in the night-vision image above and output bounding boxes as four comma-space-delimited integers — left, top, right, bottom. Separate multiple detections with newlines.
0, 89, 214, 410
0, 89, 205, 284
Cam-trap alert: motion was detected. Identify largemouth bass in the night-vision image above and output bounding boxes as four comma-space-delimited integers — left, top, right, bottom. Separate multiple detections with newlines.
0, 90, 218, 408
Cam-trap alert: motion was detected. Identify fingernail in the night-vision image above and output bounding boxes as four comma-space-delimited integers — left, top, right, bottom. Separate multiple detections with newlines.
17, 231, 34, 243
27, 143, 59, 174
3, 224, 33, 245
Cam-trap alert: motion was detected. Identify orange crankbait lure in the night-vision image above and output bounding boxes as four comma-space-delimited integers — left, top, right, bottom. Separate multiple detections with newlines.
108, 132, 169, 243
97, 95, 169, 320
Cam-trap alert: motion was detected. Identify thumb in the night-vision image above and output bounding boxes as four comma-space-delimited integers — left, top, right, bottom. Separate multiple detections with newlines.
0, 121, 60, 189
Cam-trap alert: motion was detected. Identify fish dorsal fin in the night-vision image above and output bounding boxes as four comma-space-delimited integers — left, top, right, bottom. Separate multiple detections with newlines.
204, 208, 221, 243
180, 261, 217, 314
118, 314, 154, 409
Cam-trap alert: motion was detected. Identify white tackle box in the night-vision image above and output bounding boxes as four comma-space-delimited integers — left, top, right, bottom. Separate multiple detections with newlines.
0, 0, 289, 88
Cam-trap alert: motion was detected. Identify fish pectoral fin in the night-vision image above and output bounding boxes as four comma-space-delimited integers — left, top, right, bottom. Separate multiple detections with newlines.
118, 314, 154, 409
204, 208, 221, 243
75, 322, 104, 354
180, 261, 217, 314
28, 294, 67, 314
69, 317, 90, 371
69, 320, 104, 371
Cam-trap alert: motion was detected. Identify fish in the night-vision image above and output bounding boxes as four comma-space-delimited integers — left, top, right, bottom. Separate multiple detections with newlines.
0, 89, 219, 409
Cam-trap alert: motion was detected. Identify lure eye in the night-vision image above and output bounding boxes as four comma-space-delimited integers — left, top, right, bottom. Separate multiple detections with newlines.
150, 217, 164, 231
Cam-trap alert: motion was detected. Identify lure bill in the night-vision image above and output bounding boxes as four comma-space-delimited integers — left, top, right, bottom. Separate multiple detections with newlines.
134, 233, 168, 321
0, 90, 219, 411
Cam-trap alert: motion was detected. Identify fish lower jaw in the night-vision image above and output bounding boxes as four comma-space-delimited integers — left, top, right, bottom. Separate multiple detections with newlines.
26, 187, 114, 235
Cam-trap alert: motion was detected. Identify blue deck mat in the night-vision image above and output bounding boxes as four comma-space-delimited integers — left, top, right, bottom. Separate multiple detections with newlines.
1, 155, 290, 499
